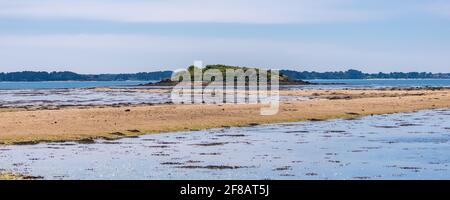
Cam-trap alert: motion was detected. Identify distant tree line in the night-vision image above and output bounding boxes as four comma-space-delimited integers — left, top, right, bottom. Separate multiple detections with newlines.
280, 69, 450, 80
1, 68, 449, 82
0, 71, 173, 81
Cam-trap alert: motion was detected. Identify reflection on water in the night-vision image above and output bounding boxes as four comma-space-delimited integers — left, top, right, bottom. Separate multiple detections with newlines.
0, 109, 449, 180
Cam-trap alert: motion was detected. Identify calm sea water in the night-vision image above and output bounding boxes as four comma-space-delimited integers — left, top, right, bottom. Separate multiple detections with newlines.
1, 109, 449, 180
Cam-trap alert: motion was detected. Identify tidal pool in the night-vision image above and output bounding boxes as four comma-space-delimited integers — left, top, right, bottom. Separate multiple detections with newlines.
0, 109, 449, 180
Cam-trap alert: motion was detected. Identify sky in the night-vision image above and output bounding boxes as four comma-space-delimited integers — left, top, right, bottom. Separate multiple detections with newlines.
0, 0, 449, 73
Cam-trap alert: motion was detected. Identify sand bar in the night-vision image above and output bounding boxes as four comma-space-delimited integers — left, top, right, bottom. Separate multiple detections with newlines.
0, 88, 449, 145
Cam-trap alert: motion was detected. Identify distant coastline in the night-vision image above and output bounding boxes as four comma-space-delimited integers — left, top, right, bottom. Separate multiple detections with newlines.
0, 71, 172, 82
1, 65, 450, 82
280, 69, 450, 80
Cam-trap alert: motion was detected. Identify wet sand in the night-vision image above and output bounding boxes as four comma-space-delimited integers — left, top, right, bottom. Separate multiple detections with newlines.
1, 109, 449, 180
0, 88, 450, 145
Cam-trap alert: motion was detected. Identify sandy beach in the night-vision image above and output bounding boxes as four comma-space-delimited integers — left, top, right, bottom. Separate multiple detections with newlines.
0, 173, 18, 180
0, 88, 449, 145
0, 172, 38, 180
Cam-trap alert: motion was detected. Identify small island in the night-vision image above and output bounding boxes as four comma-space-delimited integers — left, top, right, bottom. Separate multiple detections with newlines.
140, 64, 314, 87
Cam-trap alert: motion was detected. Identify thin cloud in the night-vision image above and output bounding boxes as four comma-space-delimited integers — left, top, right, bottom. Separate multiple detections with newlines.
0, 0, 385, 24
0, 34, 448, 73
426, 0, 450, 18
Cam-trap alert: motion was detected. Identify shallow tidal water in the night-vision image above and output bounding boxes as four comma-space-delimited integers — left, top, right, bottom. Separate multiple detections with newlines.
0, 88, 308, 108
0, 88, 170, 107
0, 109, 449, 180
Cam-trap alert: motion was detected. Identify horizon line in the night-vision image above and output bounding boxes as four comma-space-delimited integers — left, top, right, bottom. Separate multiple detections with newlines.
1, 69, 450, 75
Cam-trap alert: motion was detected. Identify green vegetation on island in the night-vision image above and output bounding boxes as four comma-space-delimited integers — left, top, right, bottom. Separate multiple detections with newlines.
144, 64, 312, 86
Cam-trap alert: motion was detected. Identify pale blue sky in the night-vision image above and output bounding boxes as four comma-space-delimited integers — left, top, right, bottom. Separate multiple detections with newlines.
0, 0, 449, 73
